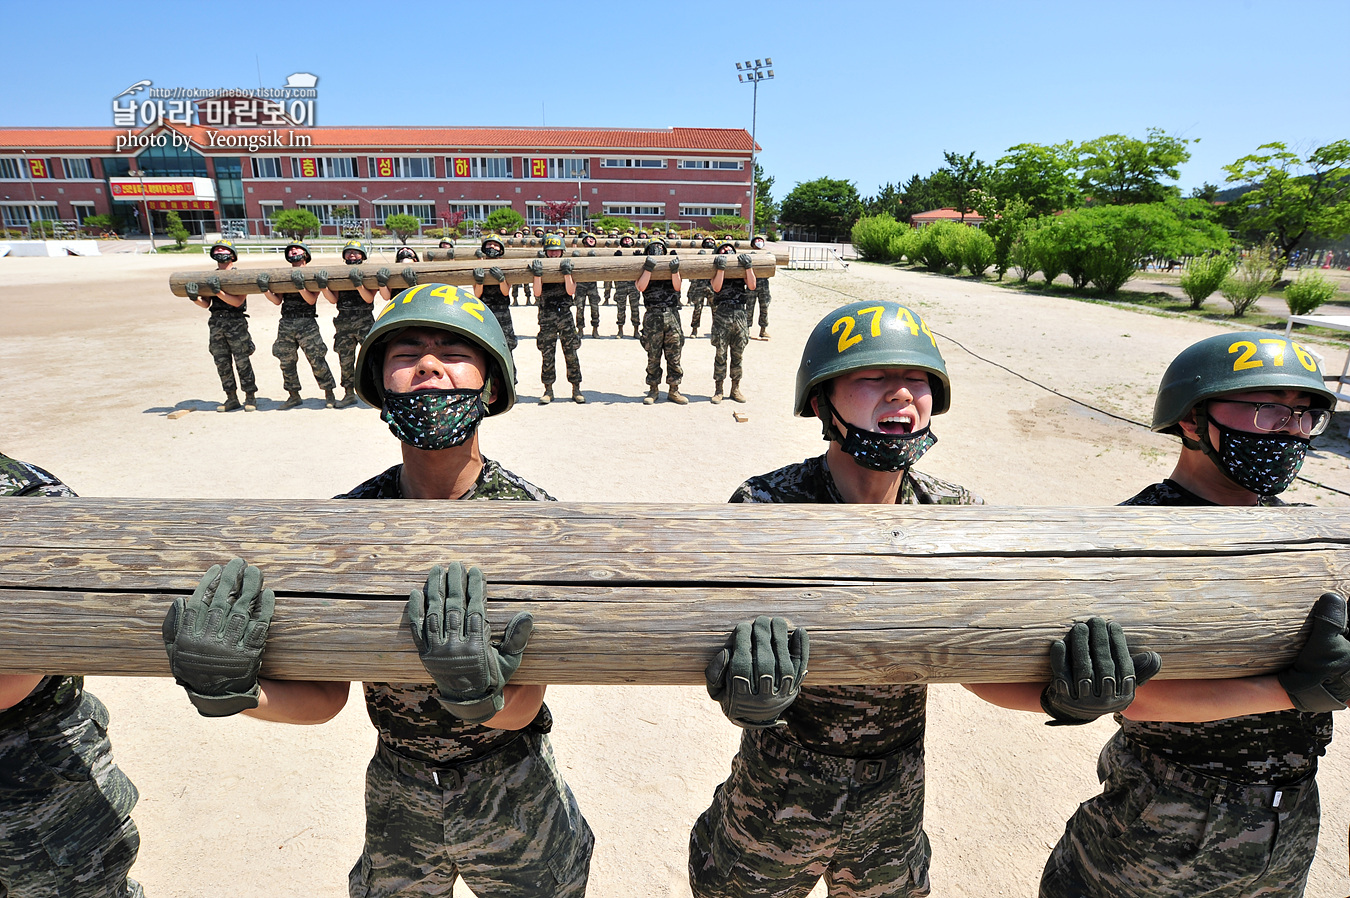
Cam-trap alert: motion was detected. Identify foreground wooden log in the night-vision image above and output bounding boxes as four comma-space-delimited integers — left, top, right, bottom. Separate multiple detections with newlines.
1, 499, 1344, 685
168, 252, 782, 298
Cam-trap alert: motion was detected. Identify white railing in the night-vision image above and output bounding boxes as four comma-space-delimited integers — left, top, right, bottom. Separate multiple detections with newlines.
788, 244, 850, 270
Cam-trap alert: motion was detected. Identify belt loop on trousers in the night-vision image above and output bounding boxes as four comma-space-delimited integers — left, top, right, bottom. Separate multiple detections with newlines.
852, 757, 889, 785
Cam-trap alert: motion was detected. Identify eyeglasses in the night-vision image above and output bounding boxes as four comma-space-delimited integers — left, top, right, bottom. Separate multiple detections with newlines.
1210, 400, 1331, 436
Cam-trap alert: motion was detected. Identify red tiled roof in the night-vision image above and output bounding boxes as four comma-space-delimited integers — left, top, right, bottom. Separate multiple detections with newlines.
911, 207, 985, 222
0, 125, 758, 153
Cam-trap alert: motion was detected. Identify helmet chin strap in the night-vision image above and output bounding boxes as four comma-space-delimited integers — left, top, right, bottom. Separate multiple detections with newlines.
813, 388, 848, 445
1185, 403, 1221, 460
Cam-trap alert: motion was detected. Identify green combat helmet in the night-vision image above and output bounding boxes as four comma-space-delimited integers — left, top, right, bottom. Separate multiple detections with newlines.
341, 239, 368, 262
355, 283, 517, 414
543, 233, 565, 254
794, 300, 950, 419
284, 242, 311, 263
1152, 332, 1335, 435
209, 238, 237, 262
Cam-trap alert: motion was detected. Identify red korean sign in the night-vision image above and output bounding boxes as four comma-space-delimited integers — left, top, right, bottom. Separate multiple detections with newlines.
110, 180, 195, 198
528, 158, 547, 178
374, 157, 395, 178
296, 157, 319, 178
451, 157, 471, 178
147, 200, 216, 210
26, 158, 50, 179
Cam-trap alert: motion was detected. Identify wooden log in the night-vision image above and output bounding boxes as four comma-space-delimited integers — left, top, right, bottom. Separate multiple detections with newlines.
168, 252, 782, 298
1, 498, 1345, 685
422, 247, 780, 262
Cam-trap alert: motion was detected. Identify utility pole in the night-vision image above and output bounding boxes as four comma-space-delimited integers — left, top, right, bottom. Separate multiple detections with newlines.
735, 58, 774, 238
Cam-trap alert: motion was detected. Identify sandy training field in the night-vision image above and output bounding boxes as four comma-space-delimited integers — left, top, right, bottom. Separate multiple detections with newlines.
3, 252, 1350, 896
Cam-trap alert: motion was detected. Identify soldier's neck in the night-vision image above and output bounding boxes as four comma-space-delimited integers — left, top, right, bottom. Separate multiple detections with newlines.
399, 439, 485, 500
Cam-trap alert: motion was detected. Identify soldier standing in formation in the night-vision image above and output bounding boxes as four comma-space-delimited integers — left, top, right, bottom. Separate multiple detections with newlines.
532, 233, 585, 404
471, 236, 517, 351
573, 249, 602, 339
189, 238, 258, 412
686, 237, 717, 338
321, 240, 380, 408
633, 238, 686, 405
613, 234, 641, 337
1, 453, 144, 898
162, 286, 594, 897
261, 242, 338, 410
706, 243, 755, 404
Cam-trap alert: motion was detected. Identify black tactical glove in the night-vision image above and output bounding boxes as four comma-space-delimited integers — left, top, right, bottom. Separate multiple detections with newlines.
1041, 617, 1161, 725
204, 275, 223, 295
289, 269, 307, 291
376, 268, 392, 288
714, 254, 729, 271
162, 558, 275, 718
475, 248, 484, 259
185, 281, 200, 301
571, 249, 581, 257
402, 266, 418, 287
669, 257, 680, 274
255, 272, 271, 293
560, 258, 574, 275
643, 256, 659, 272
349, 268, 365, 288
737, 253, 754, 271
489, 266, 506, 284
473, 267, 486, 285
587, 250, 596, 257
706, 615, 809, 729
529, 258, 545, 277
407, 563, 533, 724
1278, 593, 1350, 712
443, 246, 455, 259
314, 270, 329, 290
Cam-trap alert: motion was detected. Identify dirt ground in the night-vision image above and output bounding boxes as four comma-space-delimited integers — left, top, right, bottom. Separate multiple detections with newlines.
4, 251, 1350, 897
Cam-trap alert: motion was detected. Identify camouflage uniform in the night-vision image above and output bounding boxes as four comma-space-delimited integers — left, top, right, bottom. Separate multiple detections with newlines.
0, 454, 143, 898
640, 282, 684, 388
1039, 479, 1329, 898
511, 283, 533, 306
574, 281, 601, 331
709, 279, 751, 384
482, 292, 518, 352
272, 292, 337, 393
206, 295, 257, 394
687, 279, 714, 333
535, 284, 582, 387
746, 279, 771, 331
690, 455, 981, 898
332, 289, 375, 392
613, 281, 641, 330
338, 459, 593, 898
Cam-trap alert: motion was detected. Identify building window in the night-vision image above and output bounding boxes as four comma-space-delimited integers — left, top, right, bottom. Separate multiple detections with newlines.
0, 158, 27, 180
678, 159, 744, 170
258, 201, 283, 221
523, 157, 591, 179
525, 202, 589, 226
679, 205, 742, 218
449, 202, 514, 221
447, 156, 514, 179
61, 158, 94, 179
290, 156, 356, 179
251, 157, 283, 179
600, 158, 665, 169
71, 202, 96, 224
1, 203, 59, 227
135, 143, 208, 177
297, 203, 361, 225
602, 204, 664, 218
373, 203, 436, 225
369, 156, 435, 179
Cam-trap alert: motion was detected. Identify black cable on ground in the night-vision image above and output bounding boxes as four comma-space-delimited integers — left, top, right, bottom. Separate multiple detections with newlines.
779, 270, 1350, 497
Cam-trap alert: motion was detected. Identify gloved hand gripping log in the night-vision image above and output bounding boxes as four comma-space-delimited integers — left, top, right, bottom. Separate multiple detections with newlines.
168, 253, 782, 298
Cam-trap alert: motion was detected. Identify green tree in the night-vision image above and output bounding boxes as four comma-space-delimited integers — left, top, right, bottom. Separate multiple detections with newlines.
851, 213, 906, 261
972, 194, 1032, 280
1179, 253, 1234, 309
897, 174, 947, 224
753, 161, 779, 236
1221, 238, 1280, 317
709, 215, 749, 236
934, 151, 992, 220
270, 208, 320, 241
484, 207, 526, 232
164, 210, 190, 249
1076, 128, 1192, 205
990, 141, 1079, 216
385, 214, 421, 244
590, 215, 632, 233
863, 182, 904, 220
1222, 140, 1350, 266
779, 177, 863, 241
1052, 203, 1228, 295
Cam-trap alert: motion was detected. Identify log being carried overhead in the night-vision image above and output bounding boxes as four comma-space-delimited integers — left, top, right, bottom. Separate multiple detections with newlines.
168, 251, 783, 298
0, 498, 1343, 685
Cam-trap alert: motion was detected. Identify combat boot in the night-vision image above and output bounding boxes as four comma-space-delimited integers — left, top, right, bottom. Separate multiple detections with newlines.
243, 392, 257, 412
667, 385, 689, 405
711, 381, 724, 404
632, 324, 640, 338
280, 391, 303, 410
572, 385, 586, 404
217, 390, 241, 413
730, 380, 747, 403
539, 386, 554, 405
759, 327, 770, 340
690, 327, 698, 338
324, 388, 337, 408
335, 389, 358, 408
592, 326, 599, 338
642, 386, 659, 405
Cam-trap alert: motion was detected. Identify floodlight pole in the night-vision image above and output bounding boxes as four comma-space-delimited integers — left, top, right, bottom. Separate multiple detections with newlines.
735, 58, 774, 238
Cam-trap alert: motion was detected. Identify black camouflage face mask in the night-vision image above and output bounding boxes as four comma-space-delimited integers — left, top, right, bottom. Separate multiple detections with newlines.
838, 424, 937, 473
381, 388, 486, 450
1208, 418, 1309, 497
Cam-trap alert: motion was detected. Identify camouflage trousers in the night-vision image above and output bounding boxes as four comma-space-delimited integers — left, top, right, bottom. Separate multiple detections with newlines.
349, 735, 593, 898
711, 304, 750, 383
614, 284, 641, 327
641, 306, 684, 387
484, 297, 518, 351
1039, 730, 1319, 898
272, 317, 337, 393
574, 284, 601, 330
746, 286, 771, 330
689, 728, 930, 898
511, 283, 533, 306
537, 306, 582, 386
333, 312, 374, 391
688, 281, 713, 330
207, 314, 257, 394
0, 692, 143, 898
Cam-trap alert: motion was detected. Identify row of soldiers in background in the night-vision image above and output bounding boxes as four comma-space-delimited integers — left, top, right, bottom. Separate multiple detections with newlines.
190, 238, 422, 412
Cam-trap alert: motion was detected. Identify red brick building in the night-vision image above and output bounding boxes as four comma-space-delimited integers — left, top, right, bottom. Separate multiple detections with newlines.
0, 123, 757, 235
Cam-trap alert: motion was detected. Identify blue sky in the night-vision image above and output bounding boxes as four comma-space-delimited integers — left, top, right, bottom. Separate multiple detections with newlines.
5, 0, 1346, 202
